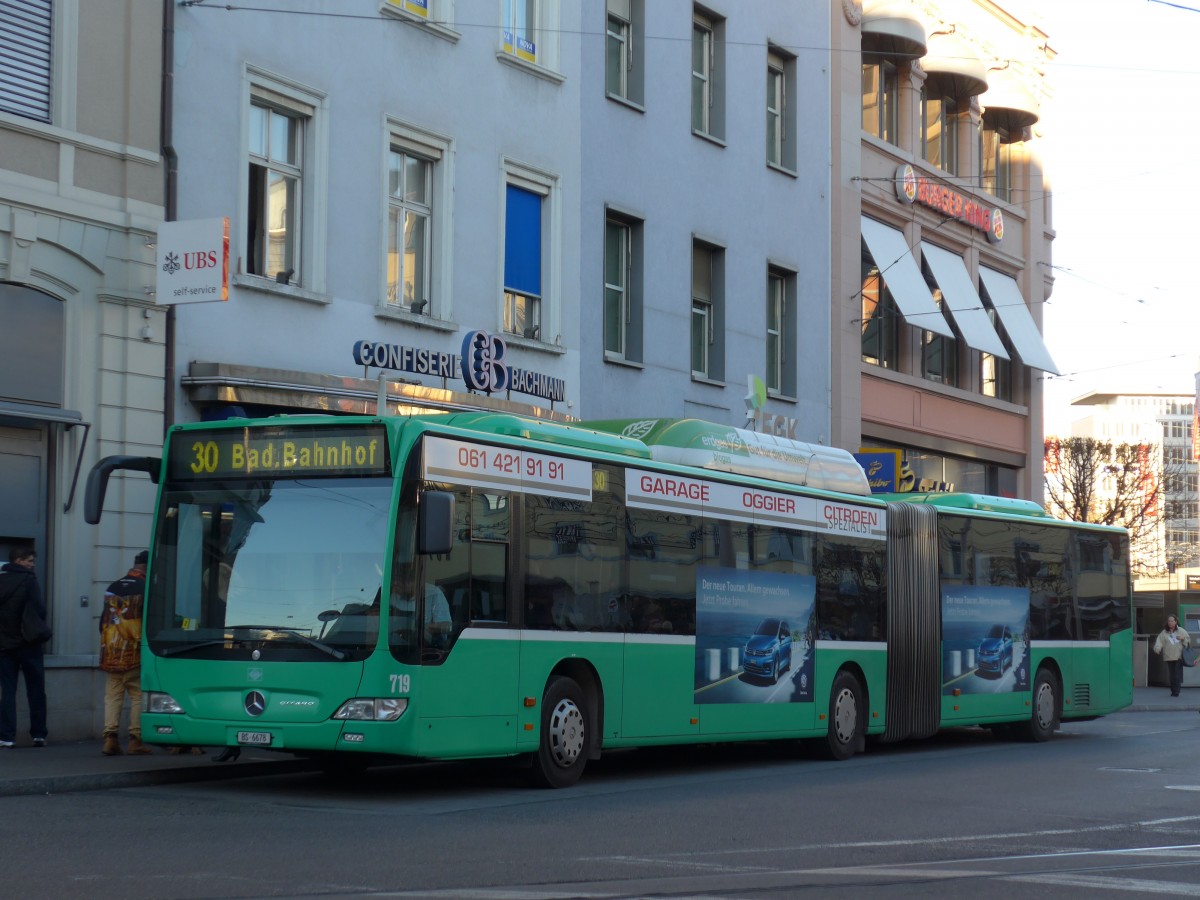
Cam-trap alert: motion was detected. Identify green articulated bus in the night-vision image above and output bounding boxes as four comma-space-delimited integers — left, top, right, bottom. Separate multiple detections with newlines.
85, 413, 1132, 788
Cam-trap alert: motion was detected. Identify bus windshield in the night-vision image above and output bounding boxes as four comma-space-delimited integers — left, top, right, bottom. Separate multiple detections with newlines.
146, 477, 394, 661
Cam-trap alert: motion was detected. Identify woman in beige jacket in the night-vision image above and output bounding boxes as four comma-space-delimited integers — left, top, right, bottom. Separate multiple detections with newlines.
1153, 615, 1191, 697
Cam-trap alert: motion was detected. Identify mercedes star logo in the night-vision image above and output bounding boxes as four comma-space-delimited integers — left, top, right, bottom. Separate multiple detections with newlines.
244, 690, 266, 717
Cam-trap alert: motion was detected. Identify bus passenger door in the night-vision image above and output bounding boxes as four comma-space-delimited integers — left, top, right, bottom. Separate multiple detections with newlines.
415, 487, 519, 757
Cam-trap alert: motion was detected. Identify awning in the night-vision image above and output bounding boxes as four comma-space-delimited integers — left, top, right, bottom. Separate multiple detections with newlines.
862, 3, 927, 61
978, 267, 1060, 374
0, 401, 91, 514
860, 217, 954, 338
982, 68, 1039, 133
922, 33, 987, 99
920, 243, 1008, 358
0, 400, 82, 427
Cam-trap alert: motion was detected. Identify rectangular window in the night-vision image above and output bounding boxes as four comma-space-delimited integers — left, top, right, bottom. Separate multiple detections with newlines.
766, 266, 796, 396
0, 0, 52, 122
604, 209, 643, 363
860, 246, 900, 369
691, 244, 712, 377
247, 98, 305, 283
766, 271, 783, 392
981, 126, 1011, 202
692, 14, 712, 134
691, 240, 724, 380
691, 8, 724, 139
981, 308, 1012, 400
387, 149, 432, 312
604, 218, 629, 356
605, 0, 643, 104
504, 183, 542, 338
502, 0, 540, 63
921, 279, 958, 387
861, 60, 897, 144
767, 46, 797, 170
383, 122, 449, 317
921, 89, 958, 174
766, 53, 784, 166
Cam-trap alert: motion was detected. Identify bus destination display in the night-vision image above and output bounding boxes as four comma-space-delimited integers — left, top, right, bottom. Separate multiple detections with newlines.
168, 425, 390, 479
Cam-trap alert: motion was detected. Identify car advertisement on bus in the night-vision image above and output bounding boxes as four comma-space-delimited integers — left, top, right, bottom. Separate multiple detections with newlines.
693, 566, 816, 704
941, 585, 1031, 695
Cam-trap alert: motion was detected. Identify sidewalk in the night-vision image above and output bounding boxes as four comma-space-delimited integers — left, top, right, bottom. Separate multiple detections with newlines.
0, 687, 1194, 798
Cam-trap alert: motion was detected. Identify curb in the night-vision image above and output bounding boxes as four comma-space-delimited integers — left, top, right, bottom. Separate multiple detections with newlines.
0, 757, 319, 798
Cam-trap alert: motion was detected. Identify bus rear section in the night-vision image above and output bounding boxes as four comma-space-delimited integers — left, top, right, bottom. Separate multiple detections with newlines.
881, 496, 1133, 746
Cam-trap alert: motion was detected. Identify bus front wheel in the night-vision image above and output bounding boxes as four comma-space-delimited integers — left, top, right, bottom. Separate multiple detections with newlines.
821, 670, 866, 761
530, 676, 589, 789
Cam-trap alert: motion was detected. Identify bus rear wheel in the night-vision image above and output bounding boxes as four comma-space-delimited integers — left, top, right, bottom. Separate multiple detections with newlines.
821, 670, 865, 761
530, 676, 589, 789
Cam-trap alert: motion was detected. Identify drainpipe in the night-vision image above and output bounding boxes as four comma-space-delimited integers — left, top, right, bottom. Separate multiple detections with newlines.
161, 0, 177, 434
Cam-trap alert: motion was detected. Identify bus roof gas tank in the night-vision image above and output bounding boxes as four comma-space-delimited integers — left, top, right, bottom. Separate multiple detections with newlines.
581, 418, 871, 496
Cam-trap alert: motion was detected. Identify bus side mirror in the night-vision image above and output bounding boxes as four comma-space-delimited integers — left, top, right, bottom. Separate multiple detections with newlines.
418, 491, 454, 556
84, 455, 161, 525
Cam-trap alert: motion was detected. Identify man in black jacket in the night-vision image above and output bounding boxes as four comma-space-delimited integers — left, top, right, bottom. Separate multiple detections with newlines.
0, 547, 49, 748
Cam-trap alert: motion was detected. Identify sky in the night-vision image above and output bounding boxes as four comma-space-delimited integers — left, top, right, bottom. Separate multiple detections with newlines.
1040, 0, 1199, 434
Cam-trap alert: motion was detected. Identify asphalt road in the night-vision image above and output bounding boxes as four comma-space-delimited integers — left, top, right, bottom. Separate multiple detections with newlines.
4, 710, 1200, 899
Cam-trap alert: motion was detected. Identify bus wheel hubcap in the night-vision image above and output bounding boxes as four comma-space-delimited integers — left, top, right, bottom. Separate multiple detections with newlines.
548, 699, 585, 768
833, 689, 857, 743
1035, 685, 1054, 728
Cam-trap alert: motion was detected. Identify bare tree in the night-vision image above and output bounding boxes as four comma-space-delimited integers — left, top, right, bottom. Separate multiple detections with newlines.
1044, 437, 1168, 577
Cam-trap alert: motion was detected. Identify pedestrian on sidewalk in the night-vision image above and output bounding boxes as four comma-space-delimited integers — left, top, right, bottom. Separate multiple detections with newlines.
0, 547, 50, 749
100, 551, 152, 756
1153, 615, 1191, 697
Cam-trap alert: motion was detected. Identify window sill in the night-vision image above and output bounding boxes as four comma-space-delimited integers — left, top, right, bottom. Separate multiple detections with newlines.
606, 93, 645, 114
504, 332, 567, 355
378, 4, 461, 42
691, 374, 725, 388
374, 306, 459, 332
692, 130, 727, 148
768, 389, 798, 403
767, 161, 798, 178
233, 273, 330, 305
604, 352, 644, 369
496, 52, 565, 85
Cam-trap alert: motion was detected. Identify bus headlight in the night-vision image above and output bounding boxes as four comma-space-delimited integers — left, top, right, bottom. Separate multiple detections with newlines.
143, 692, 185, 714
332, 698, 408, 722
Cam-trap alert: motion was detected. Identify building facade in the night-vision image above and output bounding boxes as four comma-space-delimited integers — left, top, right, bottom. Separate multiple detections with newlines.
577, 2, 834, 441
0, 0, 166, 738
832, 0, 1056, 499
1063, 390, 1200, 575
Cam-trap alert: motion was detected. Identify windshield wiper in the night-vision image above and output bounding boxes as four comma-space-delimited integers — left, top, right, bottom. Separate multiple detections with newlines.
227, 625, 346, 660
161, 639, 229, 658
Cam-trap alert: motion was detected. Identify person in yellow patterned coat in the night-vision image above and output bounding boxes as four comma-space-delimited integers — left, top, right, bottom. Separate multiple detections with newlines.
99, 551, 151, 756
